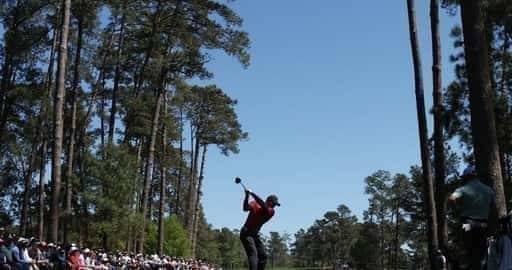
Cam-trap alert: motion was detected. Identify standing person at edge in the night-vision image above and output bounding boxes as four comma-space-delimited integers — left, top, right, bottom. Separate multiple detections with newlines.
240, 188, 280, 270
449, 165, 496, 270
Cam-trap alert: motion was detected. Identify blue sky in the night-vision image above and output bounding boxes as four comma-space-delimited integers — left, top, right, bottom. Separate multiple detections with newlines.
198, 1, 461, 236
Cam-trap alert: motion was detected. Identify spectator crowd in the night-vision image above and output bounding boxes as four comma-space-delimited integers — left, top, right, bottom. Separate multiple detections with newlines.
0, 232, 218, 270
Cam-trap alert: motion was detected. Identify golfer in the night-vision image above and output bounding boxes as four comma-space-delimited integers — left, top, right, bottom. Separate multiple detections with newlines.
240, 189, 280, 270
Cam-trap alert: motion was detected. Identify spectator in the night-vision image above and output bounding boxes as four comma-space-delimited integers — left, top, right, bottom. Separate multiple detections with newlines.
49, 246, 66, 270
8, 236, 26, 270
19, 238, 37, 270
0, 239, 11, 270
68, 247, 86, 270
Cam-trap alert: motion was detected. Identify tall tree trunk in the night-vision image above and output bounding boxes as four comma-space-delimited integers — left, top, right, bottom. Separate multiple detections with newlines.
139, 90, 165, 253
100, 88, 106, 151
0, 51, 14, 141
108, 10, 126, 144
430, 0, 448, 253
49, 0, 71, 243
158, 93, 168, 256
63, 17, 83, 244
174, 106, 184, 216
38, 139, 47, 240
394, 204, 400, 270
380, 213, 384, 270
191, 144, 207, 258
185, 124, 195, 224
406, 0, 439, 268
39, 26, 59, 241
187, 130, 200, 244
460, 0, 508, 217
20, 152, 37, 236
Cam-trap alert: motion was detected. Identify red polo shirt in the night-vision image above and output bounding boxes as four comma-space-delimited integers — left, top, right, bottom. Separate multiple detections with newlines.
243, 201, 275, 233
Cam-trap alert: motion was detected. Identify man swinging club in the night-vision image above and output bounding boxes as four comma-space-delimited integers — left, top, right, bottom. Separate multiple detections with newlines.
237, 178, 280, 270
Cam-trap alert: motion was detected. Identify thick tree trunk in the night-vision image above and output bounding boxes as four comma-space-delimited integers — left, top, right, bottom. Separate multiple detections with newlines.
406, 0, 439, 268
49, 0, 71, 243
460, 0, 508, 217
191, 144, 207, 258
430, 0, 448, 253
38, 27, 59, 241
158, 93, 168, 256
63, 18, 83, 244
108, 11, 125, 143
139, 90, 165, 253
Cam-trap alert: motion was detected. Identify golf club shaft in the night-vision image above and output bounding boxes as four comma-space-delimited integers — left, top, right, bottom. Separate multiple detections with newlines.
240, 182, 247, 191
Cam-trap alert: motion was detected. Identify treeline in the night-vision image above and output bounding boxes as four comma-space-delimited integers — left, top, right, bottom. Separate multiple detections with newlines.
0, 0, 249, 260
292, 169, 426, 270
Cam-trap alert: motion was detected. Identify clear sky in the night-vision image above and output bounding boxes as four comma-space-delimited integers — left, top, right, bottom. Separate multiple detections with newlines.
198, 1, 461, 236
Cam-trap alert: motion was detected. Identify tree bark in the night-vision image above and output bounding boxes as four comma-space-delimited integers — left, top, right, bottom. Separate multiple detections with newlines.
49, 0, 72, 243
430, 0, 448, 253
20, 152, 37, 236
174, 106, 184, 216
38, 138, 47, 240
158, 92, 168, 256
406, 0, 439, 268
63, 17, 83, 244
394, 202, 400, 270
191, 144, 207, 258
100, 88, 106, 151
460, 0, 508, 217
38, 26, 59, 241
139, 89, 165, 253
187, 130, 200, 244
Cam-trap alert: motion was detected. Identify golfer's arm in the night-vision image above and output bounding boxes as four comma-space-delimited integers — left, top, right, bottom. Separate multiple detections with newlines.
251, 192, 267, 210
243, 193, 251, 211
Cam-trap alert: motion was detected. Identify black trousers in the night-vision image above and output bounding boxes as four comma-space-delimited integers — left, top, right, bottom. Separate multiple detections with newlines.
462, 226, 487, 270
240, 229, 267, 270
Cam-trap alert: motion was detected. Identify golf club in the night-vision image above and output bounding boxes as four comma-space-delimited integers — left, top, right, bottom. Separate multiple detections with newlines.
235, 177, 248, 191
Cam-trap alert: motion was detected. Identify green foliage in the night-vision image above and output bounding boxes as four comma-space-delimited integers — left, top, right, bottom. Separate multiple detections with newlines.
350, 223, 380, 270
267, 232, 291, 268
186, 85, 248, 155
79, 144, 142, 249
145, 216, 190, 256
292, 205, 358, 267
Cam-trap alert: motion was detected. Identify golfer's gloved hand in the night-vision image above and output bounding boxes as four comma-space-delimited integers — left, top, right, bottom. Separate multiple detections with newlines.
245, 189, 252, 195
462, 223, 471, 232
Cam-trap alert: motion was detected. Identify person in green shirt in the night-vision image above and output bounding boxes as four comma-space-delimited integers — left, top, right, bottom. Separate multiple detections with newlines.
449, 165, 496, 270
